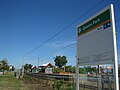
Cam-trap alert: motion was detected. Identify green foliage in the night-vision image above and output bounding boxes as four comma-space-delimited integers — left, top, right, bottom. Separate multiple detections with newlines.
54, 56, 67, 69
66, 82, 73, 90
53, 80, 64, 90
86, 66, 97, 73
1, 65, 9, 71
53, 80, 73, 90
24, 63, 33, 72
79, 68, 84, 74
65, 66, 76, 73
79, 66, 97, 74
53, 68, 64, 73
0, 59, 8, 65
72, 66, 76, 73
0, 59, 9, 71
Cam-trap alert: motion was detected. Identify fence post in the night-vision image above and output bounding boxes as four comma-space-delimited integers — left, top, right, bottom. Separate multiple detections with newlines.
98, 75, 102, 90
109, 77, 112, 90
73, 75, 75, 90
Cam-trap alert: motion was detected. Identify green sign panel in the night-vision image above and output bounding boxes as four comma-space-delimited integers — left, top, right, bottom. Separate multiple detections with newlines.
78, 9, 110, 36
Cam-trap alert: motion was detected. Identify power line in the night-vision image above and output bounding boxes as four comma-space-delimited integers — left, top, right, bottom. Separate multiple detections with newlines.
22, 42, 75, 63
22, 0, 106, 58
24, 24, 120, 65
28, 42, 75, 60
37, 38, 76, 57
39, 43, 75, 57
24, 19, 120, 61
38, 24, 120, 57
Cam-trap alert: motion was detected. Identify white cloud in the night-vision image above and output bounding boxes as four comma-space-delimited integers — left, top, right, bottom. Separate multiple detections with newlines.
42, 40, 76, 58
45, 39, 76, 49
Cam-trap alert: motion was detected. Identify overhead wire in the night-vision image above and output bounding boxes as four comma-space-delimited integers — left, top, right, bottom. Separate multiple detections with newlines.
39, 43, 75, 57
23, 0, 120, 64
23, 0, 120, 62
25, 42, 76, 61
37, 38, 76, 57
39, 9, 120, 55
30, 24, 120, 62
22, 0, 106, 59
37, 23, 120, 60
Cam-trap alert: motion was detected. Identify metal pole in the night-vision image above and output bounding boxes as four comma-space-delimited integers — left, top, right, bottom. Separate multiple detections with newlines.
76, 57, 79, 90
22, 58, 24, 78
22, 64, 24, 78
73, 75, 75, 90
84, 66, 86, 80
84, 66, 86, 75
38, 57, 39, 66
98, 65, 99, 75
64, 66, 65, 72
110, 4, 119, 90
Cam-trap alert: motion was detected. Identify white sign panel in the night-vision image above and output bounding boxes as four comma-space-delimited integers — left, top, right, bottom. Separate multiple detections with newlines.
77, 5, 115, 65
76, 4, 119, 90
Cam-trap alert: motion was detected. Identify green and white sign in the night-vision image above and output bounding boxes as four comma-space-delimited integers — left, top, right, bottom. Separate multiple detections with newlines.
76, 4, 119, 90
78, 9, 110, 37
77, 6, 114, 65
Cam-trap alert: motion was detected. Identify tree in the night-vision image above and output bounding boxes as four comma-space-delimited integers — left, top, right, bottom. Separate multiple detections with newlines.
54, 56, 67, 69
65, 65, 73, 72
24, 63, 33, 72
53, 68, 64, 73
0, 59, 9, 71
64, 66, 76, 73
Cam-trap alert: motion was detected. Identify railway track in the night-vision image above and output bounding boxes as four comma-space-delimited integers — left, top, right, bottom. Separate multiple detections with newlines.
26, 73, 73, 81
26, 73, 114, 90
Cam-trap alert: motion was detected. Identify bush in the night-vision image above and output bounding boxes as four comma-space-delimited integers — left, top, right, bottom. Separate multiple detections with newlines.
53, 68, 64, 73
53, 80, 73, 90
53, 80, 64, 90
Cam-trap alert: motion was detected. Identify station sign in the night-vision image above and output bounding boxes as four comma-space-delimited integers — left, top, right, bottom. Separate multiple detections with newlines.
77, 6, 115, 65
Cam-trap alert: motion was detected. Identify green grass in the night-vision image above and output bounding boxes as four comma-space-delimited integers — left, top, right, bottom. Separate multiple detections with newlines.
0, 72, 21, 90
0, 72, 73, 90
0, 72, 53, 90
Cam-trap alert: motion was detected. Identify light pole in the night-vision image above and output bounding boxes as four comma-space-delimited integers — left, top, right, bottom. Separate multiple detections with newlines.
21, 57, 25, 78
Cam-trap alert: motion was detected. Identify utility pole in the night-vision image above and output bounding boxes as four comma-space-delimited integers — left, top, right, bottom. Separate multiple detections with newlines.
41, 60, 42, 66
21, 57, 25, 78
22, 65, 24, 77
38, 57, 40, 66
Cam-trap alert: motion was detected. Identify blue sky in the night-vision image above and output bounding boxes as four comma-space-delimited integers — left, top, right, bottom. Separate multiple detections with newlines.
0, 0, 120, 68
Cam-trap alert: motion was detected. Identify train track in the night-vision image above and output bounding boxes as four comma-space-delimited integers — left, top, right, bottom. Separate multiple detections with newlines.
26, 73, 73, 81
26, 73, 114, 90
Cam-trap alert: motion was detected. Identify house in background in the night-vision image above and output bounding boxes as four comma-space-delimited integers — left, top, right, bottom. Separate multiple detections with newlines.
38, 63, 54, 74
31, 66, 39, 73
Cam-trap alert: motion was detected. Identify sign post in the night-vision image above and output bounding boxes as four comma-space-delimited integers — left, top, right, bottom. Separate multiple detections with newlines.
76, 4, 119, 90
110, 4, 119, 90
76, 57, 79, 90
